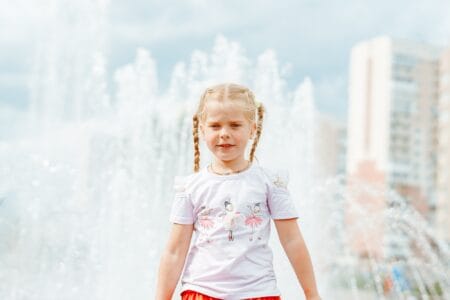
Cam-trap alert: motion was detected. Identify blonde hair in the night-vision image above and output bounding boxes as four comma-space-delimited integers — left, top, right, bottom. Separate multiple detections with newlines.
192, 83, 265, 172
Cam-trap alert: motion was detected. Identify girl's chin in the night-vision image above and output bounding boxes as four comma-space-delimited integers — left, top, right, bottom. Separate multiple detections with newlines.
213, 155, 245, 163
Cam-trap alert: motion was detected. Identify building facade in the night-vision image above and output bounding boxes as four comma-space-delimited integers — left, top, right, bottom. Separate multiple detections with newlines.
436, 48, 450, 243
346, 36, 441, 258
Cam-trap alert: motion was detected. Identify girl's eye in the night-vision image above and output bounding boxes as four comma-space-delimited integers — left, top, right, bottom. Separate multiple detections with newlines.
231, 124, 241, 127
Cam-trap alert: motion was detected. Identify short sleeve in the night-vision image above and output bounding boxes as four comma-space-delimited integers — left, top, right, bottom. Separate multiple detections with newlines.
169, 175, 194, 224
265, 169, 299, 220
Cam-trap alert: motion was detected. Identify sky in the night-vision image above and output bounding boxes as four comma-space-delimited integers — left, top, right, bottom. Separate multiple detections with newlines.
1, 0, 450, 122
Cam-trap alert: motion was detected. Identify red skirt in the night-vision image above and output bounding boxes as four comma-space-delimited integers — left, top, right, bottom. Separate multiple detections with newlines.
181, 290, 281, 300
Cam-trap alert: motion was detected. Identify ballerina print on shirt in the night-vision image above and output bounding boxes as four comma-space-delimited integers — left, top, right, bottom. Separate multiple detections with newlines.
245, 202, 264, 241
219, 199, 241, 241
197, 206, 218, 243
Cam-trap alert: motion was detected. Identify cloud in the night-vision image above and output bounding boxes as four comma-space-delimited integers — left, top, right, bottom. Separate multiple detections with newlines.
0, 72, 27, 87
109, 1, 253, 44
1, 0, 450, 117
108, 0, 450, 83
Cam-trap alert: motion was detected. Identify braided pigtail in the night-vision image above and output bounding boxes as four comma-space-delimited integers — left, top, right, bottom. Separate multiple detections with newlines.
249, 103, 265, 163
192, 115, 201, 172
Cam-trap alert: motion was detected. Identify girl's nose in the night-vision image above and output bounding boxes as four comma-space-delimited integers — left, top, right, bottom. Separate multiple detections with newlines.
219, 127, 230, 138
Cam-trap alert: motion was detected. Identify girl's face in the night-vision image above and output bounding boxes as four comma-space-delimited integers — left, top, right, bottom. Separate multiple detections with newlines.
200, 99, 256, 166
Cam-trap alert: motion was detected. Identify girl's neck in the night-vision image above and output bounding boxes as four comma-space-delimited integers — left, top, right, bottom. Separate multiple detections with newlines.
210, 159, 250, 175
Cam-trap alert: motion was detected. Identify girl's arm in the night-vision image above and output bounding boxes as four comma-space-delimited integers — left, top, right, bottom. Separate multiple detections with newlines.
274, 218, 321, 300
155, 223, 194, 300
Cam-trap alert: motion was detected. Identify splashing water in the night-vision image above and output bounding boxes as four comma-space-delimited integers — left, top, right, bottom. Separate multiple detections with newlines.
0, 1, 449, 299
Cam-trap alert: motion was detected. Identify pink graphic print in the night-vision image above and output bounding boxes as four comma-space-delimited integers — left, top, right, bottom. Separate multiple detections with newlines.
219, 199, 241, 241
198, 206, 215, 229
245, 202, 263, 241
197, 206, 216, 243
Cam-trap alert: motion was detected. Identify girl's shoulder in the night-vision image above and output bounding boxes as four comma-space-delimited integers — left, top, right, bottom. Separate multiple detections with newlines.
253, 164, 290, 189
173, 170, 203, 193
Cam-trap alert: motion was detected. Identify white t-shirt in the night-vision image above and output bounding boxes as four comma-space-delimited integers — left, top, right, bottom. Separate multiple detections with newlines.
169, 163, 299, 299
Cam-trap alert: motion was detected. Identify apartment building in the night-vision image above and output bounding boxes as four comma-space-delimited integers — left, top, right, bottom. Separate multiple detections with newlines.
436, 48, 450, 243
346, 36, 441, 258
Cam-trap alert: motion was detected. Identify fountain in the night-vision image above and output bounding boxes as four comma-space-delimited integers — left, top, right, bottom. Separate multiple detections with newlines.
0, 1, 449, 299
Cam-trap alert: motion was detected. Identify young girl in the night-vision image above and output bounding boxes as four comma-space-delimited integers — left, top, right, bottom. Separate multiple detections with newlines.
156, 83, 321, 300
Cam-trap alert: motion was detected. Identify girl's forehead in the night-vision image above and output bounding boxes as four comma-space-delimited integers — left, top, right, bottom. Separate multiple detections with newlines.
203, 100, 248, 121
